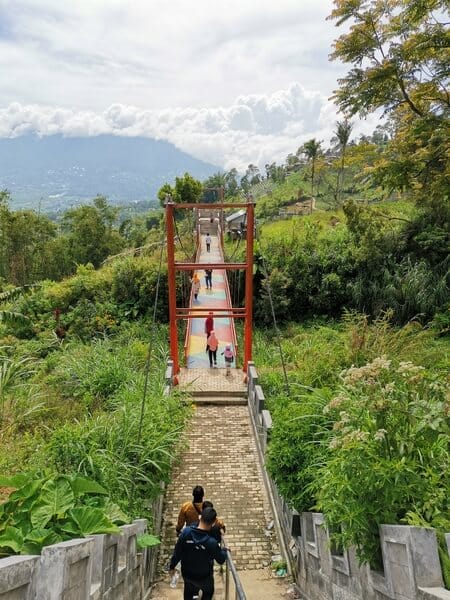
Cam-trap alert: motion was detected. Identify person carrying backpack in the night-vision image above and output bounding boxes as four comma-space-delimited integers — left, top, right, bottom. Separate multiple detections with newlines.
169, 507, 229, 600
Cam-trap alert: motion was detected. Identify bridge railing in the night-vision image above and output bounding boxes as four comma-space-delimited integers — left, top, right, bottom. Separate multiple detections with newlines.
222, 537, 247, 600
217, 221, 239, 362
183, 223, 201, 362
246, 362, 450, 600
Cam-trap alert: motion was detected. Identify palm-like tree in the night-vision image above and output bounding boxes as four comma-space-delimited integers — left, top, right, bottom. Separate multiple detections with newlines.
300, 139, 322, 196
334, 120, 353, 204
0, 288, 32, 328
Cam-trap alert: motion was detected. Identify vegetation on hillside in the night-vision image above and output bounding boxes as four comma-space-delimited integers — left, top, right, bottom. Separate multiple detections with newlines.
0, 0, 448, 578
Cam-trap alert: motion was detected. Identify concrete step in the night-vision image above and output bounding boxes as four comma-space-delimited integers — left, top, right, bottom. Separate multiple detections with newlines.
188, 395, 247, 405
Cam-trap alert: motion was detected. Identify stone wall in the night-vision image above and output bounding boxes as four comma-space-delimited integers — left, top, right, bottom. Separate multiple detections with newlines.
247, 362, 450, 600
0, 519, 158, 600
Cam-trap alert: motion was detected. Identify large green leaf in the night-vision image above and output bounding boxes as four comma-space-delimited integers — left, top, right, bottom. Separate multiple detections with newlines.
10, 480, 43, 503
67, 507, 120, 536
30, 503, 53, 529
0, 474, 30, 488
21, 541, 41, 555
0, 526, 23, 553
104, 501, 129, 525
70, 476, 108, 497
137, 534, 161, 549
21, 528, 61, 554
30, 478, 74, 529
39, 477, 75, 517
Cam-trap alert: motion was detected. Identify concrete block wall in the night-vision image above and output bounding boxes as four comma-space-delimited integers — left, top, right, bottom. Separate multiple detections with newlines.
0, 519, 157, 600
247, 362, 450, 600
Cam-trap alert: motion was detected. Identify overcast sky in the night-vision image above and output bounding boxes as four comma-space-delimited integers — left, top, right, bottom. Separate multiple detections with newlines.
0, 0, 378, 169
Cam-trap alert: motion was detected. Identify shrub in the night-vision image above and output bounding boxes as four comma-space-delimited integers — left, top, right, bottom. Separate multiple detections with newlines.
315, 357, 449, 567
40, 374, 191, 517
111, 256, 170, 321
266, 386, 332, 512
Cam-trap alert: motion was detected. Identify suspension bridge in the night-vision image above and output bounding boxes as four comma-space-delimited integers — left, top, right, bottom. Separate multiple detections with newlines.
151, 198, 289, 599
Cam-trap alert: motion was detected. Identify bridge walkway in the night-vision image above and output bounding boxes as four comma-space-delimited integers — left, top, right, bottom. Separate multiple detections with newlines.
151, 233, 288, 598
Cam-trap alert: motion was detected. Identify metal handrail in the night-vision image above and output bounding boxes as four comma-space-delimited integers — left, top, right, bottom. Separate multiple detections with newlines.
217, 223, 239, 362
223, 542, 246, 600
183, 222, 201, 362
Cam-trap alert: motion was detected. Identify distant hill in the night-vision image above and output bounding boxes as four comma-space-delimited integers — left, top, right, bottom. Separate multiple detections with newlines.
0, 134, 220, 212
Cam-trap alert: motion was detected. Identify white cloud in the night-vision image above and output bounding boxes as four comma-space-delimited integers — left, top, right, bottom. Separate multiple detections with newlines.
0, 0, 342, 110
0, 2, 381, 170
0, 83, 379, 170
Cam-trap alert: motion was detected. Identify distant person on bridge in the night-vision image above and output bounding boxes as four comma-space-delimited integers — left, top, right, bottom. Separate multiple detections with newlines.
205, 233, 212, 252
204, 268, 212, 290
206, 330, 218, 368
169, 506, 228, 600
176, 485, 204, 535
191, 273, 201, 302
221, 344, 234, 376
204, 312, 214, 340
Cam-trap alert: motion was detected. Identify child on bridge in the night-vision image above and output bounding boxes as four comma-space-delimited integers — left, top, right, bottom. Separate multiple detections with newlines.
222, 344, 234, 376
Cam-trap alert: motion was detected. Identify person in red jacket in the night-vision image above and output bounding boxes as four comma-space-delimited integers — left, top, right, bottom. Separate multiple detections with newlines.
204, 312, 214, 340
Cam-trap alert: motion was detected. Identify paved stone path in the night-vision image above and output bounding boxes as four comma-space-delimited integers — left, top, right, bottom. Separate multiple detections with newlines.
150, 230, 287, 598
152, 405, 284, 599
158, 405, 279, 571
177, 368, 247, 396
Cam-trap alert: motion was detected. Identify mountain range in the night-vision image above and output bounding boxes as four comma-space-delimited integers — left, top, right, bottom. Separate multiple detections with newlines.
0, 134, 220, 212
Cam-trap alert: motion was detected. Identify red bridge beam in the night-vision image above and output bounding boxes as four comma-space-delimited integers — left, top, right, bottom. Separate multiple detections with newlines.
175, 311, 247, 320
175, 203, 249, 209
176, 307, 246, 312
175, 262, 245, 270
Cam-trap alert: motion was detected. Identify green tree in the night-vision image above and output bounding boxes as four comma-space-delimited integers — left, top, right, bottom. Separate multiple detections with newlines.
157, 173, 202, 206
245, 164, 261, 186
174, 173, 203, 204
157, 183, 177, 207
224, 168, 240, 197
329, 0, 450, 216
300, 139, 322, 196
333, 119, 353, 205
0, 192, 58, 285
62, 196, 123, 268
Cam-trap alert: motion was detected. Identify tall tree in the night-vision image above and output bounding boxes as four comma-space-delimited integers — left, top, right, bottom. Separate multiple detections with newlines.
245, 164, 261, 186
300, 139, 322, 196
175, 173, 203, 204
334, 119, 353, 204
62, 196, 123, 267
329, 0, 450, 217
224, 168, 239, 197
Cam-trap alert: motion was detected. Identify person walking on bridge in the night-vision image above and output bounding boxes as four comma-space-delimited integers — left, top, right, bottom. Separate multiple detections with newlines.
169, 507, 228, 600
206, 330, 218, 368
205, 233, 212, 252
202, 500, 226, 543
204, 268, 212, 290
191, 273, 201, 302
204, 311, 214, 340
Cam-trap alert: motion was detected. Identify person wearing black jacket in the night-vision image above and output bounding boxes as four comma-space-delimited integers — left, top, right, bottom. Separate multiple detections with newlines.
169, 507, 228, 600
